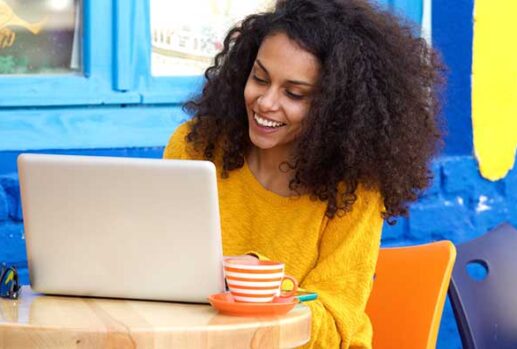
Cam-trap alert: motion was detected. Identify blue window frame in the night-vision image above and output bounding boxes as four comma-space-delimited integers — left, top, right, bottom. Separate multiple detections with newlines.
0, 0, 203, 107
117, 0, 204, 104
0, 0, 200, 151
0, 0, 136, 106
373, 0, 424, 27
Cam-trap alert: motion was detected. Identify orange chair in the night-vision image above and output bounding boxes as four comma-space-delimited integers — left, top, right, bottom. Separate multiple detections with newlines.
365, 241, 456, 348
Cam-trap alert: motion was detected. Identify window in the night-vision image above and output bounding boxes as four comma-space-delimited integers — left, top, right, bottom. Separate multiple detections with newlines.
0, 0, 81, 75
0, 0, 141, 107
149, 0, 274, 76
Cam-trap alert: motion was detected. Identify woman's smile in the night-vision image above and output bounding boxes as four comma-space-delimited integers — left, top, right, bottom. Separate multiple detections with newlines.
253, 113, 286, 128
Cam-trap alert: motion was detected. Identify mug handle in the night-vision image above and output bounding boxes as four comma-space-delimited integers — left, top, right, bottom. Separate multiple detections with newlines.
279, 275, 298, 298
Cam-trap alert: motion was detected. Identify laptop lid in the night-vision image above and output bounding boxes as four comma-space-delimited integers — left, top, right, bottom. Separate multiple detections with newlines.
18, 154, 225, 303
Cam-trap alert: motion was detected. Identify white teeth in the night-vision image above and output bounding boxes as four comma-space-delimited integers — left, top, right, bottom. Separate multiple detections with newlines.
254, 114, 284, 128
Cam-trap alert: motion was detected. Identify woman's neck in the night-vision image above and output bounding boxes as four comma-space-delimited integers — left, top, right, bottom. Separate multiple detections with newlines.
246, 146, 296, 197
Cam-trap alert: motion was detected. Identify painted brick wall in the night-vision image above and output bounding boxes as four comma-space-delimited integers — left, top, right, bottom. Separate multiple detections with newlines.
382, 153, 517, 349
0, 174, 25, 271
1, 149, 516, 349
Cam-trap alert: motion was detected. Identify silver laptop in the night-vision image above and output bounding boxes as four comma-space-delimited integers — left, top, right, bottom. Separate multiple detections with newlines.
17, 154, 225, 303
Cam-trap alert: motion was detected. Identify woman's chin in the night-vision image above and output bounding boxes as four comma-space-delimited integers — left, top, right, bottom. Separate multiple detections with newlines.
249, 138, 277, 151
248, 132, 298, 154
249, 131, 277, 150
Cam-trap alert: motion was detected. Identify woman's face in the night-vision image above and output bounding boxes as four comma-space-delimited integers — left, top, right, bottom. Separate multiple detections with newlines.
244, 32, 320, 153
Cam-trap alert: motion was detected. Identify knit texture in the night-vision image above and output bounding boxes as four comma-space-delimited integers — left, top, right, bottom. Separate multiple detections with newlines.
164, 123, 384, 348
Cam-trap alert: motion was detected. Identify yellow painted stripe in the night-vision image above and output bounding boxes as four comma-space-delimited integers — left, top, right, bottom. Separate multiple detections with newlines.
472, 0, 517, 180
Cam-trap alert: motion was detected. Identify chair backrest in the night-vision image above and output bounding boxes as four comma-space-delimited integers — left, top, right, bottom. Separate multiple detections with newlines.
448, 223, 517, 349
365, 241, 456, 349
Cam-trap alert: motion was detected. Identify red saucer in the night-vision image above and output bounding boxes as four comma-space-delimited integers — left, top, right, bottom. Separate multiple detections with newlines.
208, 292, 299, 316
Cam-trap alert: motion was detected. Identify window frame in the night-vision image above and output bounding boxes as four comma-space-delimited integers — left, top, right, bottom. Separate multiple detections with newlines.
0, 0, 230, 107
0, 0, 141, 107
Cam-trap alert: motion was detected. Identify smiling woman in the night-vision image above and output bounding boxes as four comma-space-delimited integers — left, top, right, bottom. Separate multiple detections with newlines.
163, 0, 445, 347
244, 32, 320, 181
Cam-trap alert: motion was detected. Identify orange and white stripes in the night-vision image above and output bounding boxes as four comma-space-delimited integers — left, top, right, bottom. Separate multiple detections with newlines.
223, 262, 284, 303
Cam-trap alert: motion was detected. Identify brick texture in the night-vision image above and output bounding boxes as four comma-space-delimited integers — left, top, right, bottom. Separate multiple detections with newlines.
0, 223, 25, 264
0, 174, 23, 222
0, 187, 8, 221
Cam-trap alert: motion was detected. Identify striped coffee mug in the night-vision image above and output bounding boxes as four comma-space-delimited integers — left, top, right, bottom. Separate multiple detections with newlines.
223, 259, 298, 303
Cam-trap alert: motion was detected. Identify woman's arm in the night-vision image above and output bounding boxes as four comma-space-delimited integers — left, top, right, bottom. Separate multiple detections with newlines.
301, 187, 384, 349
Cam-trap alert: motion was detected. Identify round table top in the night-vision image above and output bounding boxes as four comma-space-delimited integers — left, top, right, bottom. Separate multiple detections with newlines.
0, 286, 311, 349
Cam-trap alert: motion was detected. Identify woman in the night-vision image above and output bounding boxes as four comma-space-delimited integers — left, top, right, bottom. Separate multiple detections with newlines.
164, 0, 444, 347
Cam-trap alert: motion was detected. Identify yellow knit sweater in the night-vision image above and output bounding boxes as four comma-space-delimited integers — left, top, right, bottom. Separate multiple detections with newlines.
163, 123, 384, 348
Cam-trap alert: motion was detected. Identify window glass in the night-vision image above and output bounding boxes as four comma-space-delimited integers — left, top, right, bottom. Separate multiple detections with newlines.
0, 0, 81, 75
150, 0, 274, 76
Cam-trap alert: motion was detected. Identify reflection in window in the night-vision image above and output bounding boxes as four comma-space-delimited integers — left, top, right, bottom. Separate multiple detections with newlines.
150, 0, 275, 76
0, 0, 81, 75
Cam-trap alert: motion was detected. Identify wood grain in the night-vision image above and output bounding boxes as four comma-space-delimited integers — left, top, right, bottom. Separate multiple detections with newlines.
0, 287, 311, 348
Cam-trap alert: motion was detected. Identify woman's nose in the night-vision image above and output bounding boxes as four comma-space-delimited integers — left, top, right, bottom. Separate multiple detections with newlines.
257, 87, 280, 112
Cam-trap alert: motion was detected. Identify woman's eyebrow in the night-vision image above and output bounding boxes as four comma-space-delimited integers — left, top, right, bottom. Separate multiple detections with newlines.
255, 59, 314, 87
255, 59, 269, 74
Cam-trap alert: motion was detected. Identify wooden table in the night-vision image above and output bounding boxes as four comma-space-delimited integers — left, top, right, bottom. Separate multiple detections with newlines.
0, 287, 311, 348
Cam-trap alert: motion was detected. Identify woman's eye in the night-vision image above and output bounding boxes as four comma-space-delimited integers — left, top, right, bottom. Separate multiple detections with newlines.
286, 90, 304, 100
252, 75, 268, 84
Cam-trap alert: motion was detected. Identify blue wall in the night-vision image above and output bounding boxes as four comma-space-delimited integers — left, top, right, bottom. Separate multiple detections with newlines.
433, 0, 474, 155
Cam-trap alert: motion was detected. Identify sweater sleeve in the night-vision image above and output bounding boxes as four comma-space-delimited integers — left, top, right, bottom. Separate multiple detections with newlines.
300, 187, 384, 349
163, 122, 192, 160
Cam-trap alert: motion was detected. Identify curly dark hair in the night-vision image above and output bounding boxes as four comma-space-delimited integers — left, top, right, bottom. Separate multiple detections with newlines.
184, 0, 445, 223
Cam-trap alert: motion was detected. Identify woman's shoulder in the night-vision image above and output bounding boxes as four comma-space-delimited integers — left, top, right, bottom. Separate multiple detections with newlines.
327, 182, 385, 228
335, 182, 383, 209
163, 121, 202, 160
